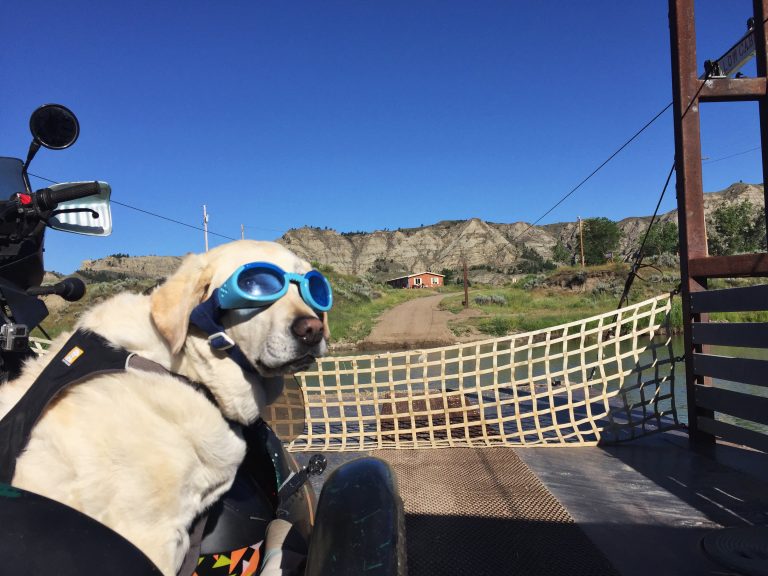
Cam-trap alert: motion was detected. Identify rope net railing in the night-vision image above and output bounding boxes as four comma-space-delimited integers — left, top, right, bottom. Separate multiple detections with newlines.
275, 292, 679, 451
28, 293, 679, 451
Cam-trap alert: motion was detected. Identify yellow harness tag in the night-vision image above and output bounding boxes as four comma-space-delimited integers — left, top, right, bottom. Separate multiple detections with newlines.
62, 346, 84, 366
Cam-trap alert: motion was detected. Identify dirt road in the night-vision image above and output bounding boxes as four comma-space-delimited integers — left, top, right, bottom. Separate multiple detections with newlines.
361, 293, 479, 350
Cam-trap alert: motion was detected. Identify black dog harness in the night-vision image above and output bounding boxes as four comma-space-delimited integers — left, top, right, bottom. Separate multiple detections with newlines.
0, 329, 192, 484
0, 328, 306, 576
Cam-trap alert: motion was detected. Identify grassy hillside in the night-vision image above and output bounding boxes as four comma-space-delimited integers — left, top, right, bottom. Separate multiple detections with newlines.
440, 262, 678, 337
36, 257, 766, 348
440, 259, 768, 338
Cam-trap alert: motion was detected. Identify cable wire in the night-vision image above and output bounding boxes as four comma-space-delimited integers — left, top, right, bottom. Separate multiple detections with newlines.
111, 200, 237, 240
28, 172, 238, 241
703, 145, 761, 165
617, 68, 715, 301
510, 102, 672, 243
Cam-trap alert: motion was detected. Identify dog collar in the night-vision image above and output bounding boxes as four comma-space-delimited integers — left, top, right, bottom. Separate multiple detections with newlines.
189, 291, 257, 375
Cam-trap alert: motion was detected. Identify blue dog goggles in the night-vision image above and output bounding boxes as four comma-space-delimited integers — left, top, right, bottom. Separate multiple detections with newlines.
217, 262, 333, 312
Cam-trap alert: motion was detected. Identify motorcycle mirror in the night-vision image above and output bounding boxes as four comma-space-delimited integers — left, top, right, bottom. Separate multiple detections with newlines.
22, 105, 81, 189
29, 104, 80, 150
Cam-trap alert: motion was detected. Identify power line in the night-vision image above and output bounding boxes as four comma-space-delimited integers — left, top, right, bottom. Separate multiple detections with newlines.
113, 199, 237, 241
510, 102, 672, 243
30, 106, 755, 245
28, 172, 238, 241
703, 145, 761, 165
513, 64, 726, 244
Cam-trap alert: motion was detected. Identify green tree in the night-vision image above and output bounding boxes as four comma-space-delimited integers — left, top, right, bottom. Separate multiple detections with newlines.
708, 200, 766, 256
551, 241, 571, 264
582, 217, 621, 265
440, 268, 456, 284
515, 246, 556, 274
643, 220, 678, 256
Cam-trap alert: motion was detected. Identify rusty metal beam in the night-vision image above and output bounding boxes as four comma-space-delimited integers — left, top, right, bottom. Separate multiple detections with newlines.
698, 77, 767, 101
669, 0, 713, 445
689, 252, 768, 278
756, 0, 768, 240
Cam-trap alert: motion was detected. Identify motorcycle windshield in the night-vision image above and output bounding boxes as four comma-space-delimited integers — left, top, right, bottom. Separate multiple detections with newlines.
0, 158, 25, 198
263, 376, 307, 442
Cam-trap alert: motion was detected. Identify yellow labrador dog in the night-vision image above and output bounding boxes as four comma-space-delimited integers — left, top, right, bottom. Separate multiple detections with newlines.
0, 240, 329, 575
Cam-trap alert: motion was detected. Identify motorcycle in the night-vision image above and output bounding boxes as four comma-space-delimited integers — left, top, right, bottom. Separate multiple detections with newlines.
0, 105, 406, 576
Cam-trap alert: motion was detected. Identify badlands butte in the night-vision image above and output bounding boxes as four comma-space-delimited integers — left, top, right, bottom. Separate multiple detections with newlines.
78, 182, 764, 284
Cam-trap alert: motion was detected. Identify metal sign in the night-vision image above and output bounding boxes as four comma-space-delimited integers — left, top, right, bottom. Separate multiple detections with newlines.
718, 28, 756, 76
707, 28, 757, 78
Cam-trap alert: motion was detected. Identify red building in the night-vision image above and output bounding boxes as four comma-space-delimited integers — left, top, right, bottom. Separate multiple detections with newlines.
386, 272, 445, 289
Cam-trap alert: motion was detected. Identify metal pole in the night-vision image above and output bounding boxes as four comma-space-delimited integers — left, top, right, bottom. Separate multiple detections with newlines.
241, 224, 245, 240
463, 259, 469, 309
754, 0, 768, 244
669, 0, 713, 445
578, 217, 586, 268
203, 205, 209, 252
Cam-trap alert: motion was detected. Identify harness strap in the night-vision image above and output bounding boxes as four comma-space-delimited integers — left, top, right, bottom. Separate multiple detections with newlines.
126, 354, 218, 407
0, 330, 239, 576
0, 330, 130, 484
0, 331, 222, 483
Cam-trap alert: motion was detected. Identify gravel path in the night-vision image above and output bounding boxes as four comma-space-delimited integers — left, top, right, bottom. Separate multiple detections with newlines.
361, 293, 473, 350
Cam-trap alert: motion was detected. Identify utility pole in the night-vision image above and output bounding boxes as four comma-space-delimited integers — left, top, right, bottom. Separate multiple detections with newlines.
241, 224, 245, 240
462, 258, 469, 309
577, 216, 585, 268
203, 205, 209, 252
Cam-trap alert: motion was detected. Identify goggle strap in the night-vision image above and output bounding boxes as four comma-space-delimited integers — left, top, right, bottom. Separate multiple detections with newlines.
190, 292, 257, 376
208, 332, 235, 351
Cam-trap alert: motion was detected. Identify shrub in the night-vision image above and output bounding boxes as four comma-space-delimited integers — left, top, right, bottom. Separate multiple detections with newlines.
592, 281, 613, 294
523, 275, 546, 290
474, 294, 508, 306
651, 253, 680, 268
478, 316, 515, 336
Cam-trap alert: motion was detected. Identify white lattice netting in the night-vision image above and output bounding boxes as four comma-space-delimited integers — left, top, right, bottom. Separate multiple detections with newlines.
269, 293, 679, 451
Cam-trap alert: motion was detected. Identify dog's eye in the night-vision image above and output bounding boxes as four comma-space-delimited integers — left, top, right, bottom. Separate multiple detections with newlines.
238, 270, 283, 296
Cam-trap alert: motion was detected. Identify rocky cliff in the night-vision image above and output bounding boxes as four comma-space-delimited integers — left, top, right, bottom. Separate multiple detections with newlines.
74, 182, 763, 284
278, 182, 765, 277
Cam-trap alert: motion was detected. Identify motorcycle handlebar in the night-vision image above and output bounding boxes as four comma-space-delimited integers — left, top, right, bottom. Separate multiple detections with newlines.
33, 181, 100, 211
26, 278, 86, 302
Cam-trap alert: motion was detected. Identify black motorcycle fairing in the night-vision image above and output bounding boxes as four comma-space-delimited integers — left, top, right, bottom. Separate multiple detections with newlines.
0, 157, 25, 197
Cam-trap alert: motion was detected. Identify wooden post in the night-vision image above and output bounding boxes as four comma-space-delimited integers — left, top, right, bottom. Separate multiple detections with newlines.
463, 259, 469, 309
578, 217, 586, 268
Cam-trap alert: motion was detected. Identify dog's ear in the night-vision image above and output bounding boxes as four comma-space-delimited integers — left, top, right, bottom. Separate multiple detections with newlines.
150, 254, 212, 354
321, 311, 331, 341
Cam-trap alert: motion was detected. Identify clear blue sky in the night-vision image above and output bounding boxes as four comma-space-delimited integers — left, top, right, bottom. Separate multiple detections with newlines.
1, 1, 763, 273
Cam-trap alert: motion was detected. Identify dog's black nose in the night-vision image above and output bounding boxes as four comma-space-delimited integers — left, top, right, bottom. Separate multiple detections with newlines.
291, 316, 324, 346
